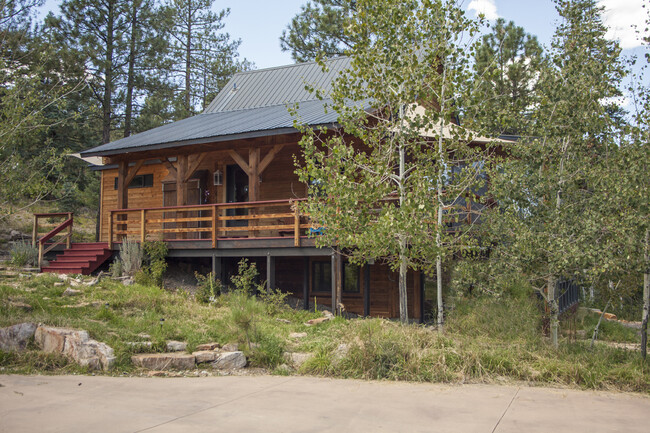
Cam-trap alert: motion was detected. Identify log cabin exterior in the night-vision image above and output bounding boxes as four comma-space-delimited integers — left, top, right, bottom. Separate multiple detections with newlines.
76, 56, 490, 321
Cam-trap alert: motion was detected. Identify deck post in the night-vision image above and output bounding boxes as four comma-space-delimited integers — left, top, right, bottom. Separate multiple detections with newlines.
294, 206, 300, 247
212, 255, 222, 282
38, 241, 43, 269
107, 211, 113, 250
32, 215, 38, 247
140, 209, 146, 243
117, 161, 128, 240
364, 264, 371, 317
177, 155, 188, 239
67, 213, 73, 249
266, 254, 275, 294
335, 254, 342, 316
211, 204, 218, 248
419, 271, 425, 324
249, 148, 260, 237
303, 257, 309, 310
331, 253, 336, 314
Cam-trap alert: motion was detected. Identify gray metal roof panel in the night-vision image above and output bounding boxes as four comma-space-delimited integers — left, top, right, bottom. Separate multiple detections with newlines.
204, 57, 352, 113
80, 99, 346, 157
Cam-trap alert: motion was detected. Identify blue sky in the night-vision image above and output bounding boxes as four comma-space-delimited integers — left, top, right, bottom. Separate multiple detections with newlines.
38, 0, 648, 70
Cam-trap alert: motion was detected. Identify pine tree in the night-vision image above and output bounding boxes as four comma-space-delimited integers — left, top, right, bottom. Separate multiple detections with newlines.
280, 0, 356, 62
165, 0, 245, 116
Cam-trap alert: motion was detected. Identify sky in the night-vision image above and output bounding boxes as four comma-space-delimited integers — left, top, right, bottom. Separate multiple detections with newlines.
38, 0, 648, 71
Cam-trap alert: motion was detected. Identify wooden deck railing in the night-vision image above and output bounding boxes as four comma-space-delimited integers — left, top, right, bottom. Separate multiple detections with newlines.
108, 199, 312, 249
33, 212, 74, 268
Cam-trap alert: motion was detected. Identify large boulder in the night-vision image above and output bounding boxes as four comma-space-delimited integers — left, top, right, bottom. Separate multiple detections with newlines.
131, 353, 196, 370
0, 322, 37, 352
34, 325, 115, 371
212, 351, 246, 370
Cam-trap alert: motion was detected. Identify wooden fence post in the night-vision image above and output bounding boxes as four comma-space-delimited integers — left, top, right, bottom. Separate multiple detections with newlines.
32, 215, 38, 248
67, 213, 73, 249
211, 204, 218, 249
108, 212, 113, 250
140, 209, 146, 243
294, 206, 300, 247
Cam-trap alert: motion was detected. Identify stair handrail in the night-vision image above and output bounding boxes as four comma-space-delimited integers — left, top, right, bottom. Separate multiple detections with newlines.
34, 213, 74, 269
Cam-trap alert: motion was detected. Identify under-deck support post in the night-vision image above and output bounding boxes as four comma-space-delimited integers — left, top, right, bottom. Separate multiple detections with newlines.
419, 271, 425, 324
303, 256, 309, 311
266, 254, 275, 294
335, 254, 342, 316
364, 264, 371, 317
212, 255, 222, 282
331, 254, 336, 314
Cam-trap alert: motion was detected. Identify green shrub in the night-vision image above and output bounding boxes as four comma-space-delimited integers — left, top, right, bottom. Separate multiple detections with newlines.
231, 258, 264, 295
132, 241, 168, 287
118, 238, 143, 276
259, 288, 289, 315
10, 240, 38, 267
228, 291, 265, 348
195, 271, 223, 303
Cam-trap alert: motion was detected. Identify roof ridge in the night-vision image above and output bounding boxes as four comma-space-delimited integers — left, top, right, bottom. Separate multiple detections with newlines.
231, 56, 350, 77
200, 97, 330, 115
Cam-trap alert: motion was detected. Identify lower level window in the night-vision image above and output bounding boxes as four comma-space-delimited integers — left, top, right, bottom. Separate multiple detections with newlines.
312, 261, 331, 292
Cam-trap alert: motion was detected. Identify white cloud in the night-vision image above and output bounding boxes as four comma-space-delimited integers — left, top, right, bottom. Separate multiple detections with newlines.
598, 0, 647, 49
468, 0, 499, 21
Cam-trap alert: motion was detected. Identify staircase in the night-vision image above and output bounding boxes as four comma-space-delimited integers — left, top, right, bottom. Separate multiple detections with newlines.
41, 243, 113, 275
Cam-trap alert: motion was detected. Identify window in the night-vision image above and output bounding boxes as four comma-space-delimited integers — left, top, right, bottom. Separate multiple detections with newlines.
312, 260, 331, 293
343, 262, 360, 293
114, 174, 154, 190
311, 260, 360, 293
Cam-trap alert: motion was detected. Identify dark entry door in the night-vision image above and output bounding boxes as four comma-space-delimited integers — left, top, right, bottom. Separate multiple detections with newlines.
226, 164, 248, 228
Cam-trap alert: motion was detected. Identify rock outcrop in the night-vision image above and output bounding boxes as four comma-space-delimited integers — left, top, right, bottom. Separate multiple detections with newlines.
0, 323, 37, 352
34, 325, 115, 371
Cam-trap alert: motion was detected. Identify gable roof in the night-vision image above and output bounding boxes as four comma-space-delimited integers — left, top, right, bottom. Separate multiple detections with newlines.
81, 57, 353, 158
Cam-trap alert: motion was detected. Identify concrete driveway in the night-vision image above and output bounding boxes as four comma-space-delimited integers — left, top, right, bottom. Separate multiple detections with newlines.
1, 375, 648, 432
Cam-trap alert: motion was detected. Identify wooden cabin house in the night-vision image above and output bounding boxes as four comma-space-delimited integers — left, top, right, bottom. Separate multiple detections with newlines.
36, 57, 496, 321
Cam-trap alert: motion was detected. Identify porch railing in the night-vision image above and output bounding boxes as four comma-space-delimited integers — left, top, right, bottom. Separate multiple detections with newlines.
108, 199, 312, 249
32, 212, 74, 268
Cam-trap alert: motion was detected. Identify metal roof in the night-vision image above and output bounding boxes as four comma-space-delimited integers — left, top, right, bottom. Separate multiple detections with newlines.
81, 57, 352, 158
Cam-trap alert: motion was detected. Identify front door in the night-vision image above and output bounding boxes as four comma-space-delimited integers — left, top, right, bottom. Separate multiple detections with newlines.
226, 164, 248, 228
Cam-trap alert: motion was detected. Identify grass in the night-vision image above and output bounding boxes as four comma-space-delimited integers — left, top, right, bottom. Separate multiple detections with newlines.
1, 272, 649, 394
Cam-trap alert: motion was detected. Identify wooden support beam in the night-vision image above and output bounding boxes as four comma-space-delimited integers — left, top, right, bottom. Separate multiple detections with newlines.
124, 160, 145, 187
248, 147, 260, 202
185, 153, 207, 181
419, 271, 425, 324
303, 257, 309, 311
163, 158, 177, 178
336, 254, 342, 316
117, 160, 128, 210
228, 150, 250, 174
364, 264, 371, 317
331, 254, 336, 313
259, 144, 285, 174
266, 254, 275, 294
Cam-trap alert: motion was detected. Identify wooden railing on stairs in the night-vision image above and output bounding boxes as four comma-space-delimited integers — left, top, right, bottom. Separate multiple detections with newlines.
108, 199, 311, 249
32, 213, 74, 268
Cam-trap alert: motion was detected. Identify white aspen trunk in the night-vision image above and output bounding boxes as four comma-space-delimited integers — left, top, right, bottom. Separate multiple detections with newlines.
397, 99, 408, 323
435, 67, 447, 332
548, 276, 559, 348
642, 228, 649, 360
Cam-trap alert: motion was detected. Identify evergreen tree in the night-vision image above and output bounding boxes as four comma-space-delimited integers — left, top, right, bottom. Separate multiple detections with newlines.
466, 18, 544, 135
280, 0, 356, 62
165, 0, 246, 116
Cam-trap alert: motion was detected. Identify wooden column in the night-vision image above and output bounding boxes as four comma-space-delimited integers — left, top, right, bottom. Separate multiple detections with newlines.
176, 155, 188, 239
32, 216, 38, 248
419, 271, 425, 324
303, 257, 310, 311
266, 254, 275, 294
117, 161, 128, 240
331, 254, 336, 313
248, 148, 260, 201
335, 254, 342, 315
364, 264, 371, 317
212, 255, 222, 282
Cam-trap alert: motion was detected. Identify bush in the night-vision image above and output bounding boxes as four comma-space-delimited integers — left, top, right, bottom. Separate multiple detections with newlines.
137, 241, 168, 287
10, 240, 38, 267
195, 272, 223, 303
228, 290, 265, 349
231, 258, 264, 295
117, 238, 143, 276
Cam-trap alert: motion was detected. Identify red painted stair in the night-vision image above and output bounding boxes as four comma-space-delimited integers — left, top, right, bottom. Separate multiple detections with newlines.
41, 242, 113, 275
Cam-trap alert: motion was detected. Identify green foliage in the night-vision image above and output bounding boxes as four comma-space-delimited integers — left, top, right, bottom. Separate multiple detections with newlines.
258, 288, 290, 315
231, 258, 264, 295
135, 241, 168, 287
227, 290, 265, 349
195, 271, 223, 303
10, 240, 38, 267
280, 0, 356, 62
